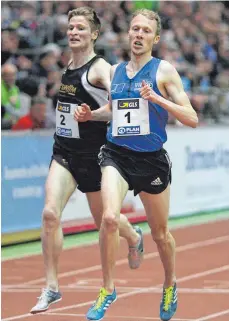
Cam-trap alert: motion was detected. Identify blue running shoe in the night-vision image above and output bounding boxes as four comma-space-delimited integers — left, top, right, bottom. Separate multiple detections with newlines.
160, 283, 177, 321
30, 288, 62, 314
86, 287, 117, 320
128, 226, 144, 269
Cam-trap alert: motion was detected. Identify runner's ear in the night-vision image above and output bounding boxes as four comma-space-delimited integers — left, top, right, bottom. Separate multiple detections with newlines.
92, 30, 99, 41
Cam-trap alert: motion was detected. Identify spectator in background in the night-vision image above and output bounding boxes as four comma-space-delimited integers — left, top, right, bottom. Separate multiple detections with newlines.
15, 54, 40, 97
43, 66, 62, 129
1, 30, 20, 65
52, 15, 69, 47
133, 0, 160, 11
31, 49, 58, 80
1, 0, 228, 128
57, 46, 71, 69
12, 96, 47, 130
16, 55, 33, 79
46, 66, 61, 109
1, 63, 21, 129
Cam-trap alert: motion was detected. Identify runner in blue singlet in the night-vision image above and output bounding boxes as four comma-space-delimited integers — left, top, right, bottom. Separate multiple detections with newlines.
75, 8, 198, 321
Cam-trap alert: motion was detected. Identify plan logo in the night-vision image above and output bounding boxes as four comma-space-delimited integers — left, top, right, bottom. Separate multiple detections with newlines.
117, 126, 140, 135
57, 127, 72, 136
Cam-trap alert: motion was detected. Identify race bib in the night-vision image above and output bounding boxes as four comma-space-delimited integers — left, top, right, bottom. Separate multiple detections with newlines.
56, 101, 80, 138
112, 98, 150, 136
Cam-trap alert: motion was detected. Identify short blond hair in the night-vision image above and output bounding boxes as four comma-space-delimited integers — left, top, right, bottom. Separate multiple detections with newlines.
68, 6, 101, 34
131, 9, 161, 36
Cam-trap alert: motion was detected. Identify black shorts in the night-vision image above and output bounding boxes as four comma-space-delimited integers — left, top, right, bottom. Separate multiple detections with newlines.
99, 141, 172, 196
51, 143, 101, 193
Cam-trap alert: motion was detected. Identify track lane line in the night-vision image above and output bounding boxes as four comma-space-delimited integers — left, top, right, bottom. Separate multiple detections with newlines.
195, 309, 229, 320
14, 234, 229, 287
2, 264, 229, 321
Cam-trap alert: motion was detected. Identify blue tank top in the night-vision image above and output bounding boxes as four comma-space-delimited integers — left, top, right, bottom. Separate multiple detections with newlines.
107, 57, 168, 152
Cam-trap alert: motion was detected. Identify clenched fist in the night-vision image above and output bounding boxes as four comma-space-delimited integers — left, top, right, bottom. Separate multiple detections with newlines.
140, 80, 159, 104
74, 103, 92, 122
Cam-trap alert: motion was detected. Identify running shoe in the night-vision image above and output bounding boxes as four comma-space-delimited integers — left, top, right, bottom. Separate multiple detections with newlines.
160, 283, 178, 321
86, 287, 117, 320
30, 288, 62, 314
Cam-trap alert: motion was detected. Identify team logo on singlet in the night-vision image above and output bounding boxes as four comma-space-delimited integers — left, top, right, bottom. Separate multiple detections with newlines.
111, 83, 126, 93
57, 102, 71, 113
134, 81, 153, 91
59, 83, 77, 95
118, 99, 139, 109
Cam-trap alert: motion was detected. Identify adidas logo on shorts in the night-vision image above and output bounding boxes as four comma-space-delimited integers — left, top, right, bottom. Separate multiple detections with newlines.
151, 177, 163, 186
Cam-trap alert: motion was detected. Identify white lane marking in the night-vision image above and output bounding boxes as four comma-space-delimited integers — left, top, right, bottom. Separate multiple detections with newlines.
2, 264, 229, 321
46, 313, 193, 320
11, 235, 229, 287
195, 308, 229, 320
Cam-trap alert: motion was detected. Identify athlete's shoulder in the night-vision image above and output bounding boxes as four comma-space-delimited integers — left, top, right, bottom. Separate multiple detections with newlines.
157, 60, 179, 83
158, 60, 176, 74
92, 57, 111, 71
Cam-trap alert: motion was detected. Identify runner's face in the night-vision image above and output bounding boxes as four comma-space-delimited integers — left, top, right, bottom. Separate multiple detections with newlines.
67, 16, 97, 51
129, 15, 159, 56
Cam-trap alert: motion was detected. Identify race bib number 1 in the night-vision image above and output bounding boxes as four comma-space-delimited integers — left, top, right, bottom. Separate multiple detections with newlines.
112, 98, 150, 136
56, 101, 80, 138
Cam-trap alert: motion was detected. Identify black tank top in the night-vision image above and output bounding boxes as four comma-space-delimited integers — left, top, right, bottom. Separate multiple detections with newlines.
54, 55, 108, 153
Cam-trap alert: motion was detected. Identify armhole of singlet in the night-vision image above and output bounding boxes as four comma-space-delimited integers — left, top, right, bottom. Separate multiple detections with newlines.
113, 62, 125, 77
153, 59, 165, 98
86, 56, 107, 91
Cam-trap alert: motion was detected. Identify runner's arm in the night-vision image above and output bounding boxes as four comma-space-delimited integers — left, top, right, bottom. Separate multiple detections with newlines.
74, 63, 117, 122
140, 61, 198, 128
91, 63, 118, 121
161, 62, 198, 127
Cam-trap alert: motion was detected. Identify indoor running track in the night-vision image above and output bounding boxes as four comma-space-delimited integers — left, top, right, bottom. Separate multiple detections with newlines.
2, 219, 229, 321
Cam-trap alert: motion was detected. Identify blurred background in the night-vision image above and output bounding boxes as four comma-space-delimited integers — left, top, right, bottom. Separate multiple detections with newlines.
1, 0, 229, 129
1, 1, 229, 246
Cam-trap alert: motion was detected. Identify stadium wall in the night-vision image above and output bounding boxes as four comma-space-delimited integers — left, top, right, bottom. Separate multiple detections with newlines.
2, 127, 229, 245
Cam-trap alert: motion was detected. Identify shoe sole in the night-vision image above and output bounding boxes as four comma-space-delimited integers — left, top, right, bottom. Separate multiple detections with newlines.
86, 297, 117, 321
30, 297, 62, 314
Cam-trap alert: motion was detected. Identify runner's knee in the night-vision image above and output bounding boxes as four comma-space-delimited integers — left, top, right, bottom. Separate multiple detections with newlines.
151, 226, 170, 245
42, 207, 60, 231
102, 211, 119, 232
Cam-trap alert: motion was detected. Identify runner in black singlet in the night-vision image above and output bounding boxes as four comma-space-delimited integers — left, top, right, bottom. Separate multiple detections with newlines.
30, 7, 144, 315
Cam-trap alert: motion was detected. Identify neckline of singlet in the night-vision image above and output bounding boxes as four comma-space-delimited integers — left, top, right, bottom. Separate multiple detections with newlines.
67, 55, 98, 71
124, 57, 155, 80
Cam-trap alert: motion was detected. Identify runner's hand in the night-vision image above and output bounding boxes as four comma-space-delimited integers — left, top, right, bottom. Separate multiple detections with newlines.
74, 103, 92, 122
140, 80, 159, 103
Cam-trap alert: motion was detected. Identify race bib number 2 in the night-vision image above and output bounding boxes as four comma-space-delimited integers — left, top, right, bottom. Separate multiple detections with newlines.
56, 101, 80, 138
112, 98, 150, 136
